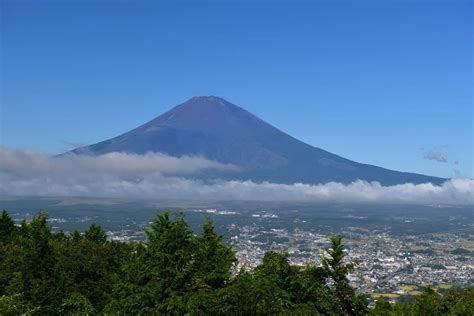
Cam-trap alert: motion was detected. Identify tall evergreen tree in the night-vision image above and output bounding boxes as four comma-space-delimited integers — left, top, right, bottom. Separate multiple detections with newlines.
0, 210, 16, 241
322, 235, 368, 315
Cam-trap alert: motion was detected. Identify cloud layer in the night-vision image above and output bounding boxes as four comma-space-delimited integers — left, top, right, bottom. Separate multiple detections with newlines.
1, 148, 472, 205
0, 148, 236, 176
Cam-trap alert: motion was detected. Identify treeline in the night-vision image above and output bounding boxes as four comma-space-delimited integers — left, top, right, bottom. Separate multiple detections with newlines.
0, 210, 472, 315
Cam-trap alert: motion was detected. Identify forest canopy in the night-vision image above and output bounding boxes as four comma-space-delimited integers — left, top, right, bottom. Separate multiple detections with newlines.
0, 210, 472, 315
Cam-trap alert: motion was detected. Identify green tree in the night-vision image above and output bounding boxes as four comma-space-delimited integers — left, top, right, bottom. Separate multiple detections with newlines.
20, 213, 61, 312
322, 235, 367, 315
59, 292, 95, 315
371, 298, 393, 315
84, 223, 107, 244
55, 227, 129, 311
210, 271, 287, 315
0, 294, 39, 316
0, 210, 16, 241
106, 212, 197, 314
448, 287, 474, 315
194, 218, 236, 289
287, 265, 335, 314
2, 209, 473, 315
104, 243, 156, 314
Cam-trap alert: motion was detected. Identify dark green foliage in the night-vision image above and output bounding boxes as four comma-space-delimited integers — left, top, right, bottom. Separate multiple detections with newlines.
59, 292, 95, 315
105, 212, 237, 314
320, 235, 370, 315
0, 210, 15, 241
369, 287, 474, 315
371, 298, 392, 315
0, 210, 472, 315
194, 218, 236, 289
84, 223, 107, 243
0, 294, 39, 315
0, 211, 128, 314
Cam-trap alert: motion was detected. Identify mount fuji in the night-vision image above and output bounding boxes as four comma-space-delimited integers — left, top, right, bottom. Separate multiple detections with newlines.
71, 96, 445, 186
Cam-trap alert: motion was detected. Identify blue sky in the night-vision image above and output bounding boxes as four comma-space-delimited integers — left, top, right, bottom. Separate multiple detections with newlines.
1, 0, 472, 179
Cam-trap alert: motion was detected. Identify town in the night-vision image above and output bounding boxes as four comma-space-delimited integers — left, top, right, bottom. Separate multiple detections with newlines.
229, 218, 473, 302
23, 204, 472, 303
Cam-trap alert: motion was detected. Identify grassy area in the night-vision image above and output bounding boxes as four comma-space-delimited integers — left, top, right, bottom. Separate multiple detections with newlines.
375, 283, 455, 302
408, 245, 426, 251
400, 285, 417, 291
372, 293, 400, 299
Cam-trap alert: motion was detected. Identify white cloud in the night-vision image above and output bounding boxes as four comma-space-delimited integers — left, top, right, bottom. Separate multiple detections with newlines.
424, 147, 448, 162
0, 148, 472, 205
0, 147, 236, 176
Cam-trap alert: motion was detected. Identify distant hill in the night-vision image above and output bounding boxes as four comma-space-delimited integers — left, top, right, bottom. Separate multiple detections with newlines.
71, 96, 445, 185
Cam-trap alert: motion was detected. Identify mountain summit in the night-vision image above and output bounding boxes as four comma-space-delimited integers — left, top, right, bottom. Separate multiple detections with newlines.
72, 96, 445, 185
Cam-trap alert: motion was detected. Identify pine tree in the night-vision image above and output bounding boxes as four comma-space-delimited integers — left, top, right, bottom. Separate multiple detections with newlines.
0, 210, 16, 241
322, 235, 367, 315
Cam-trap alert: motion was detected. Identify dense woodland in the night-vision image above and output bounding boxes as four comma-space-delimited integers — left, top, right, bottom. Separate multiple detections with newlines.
0, 210, 472, 315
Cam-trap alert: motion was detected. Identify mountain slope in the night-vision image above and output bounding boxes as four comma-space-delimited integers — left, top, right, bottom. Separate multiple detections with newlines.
71, 96, 446, 185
